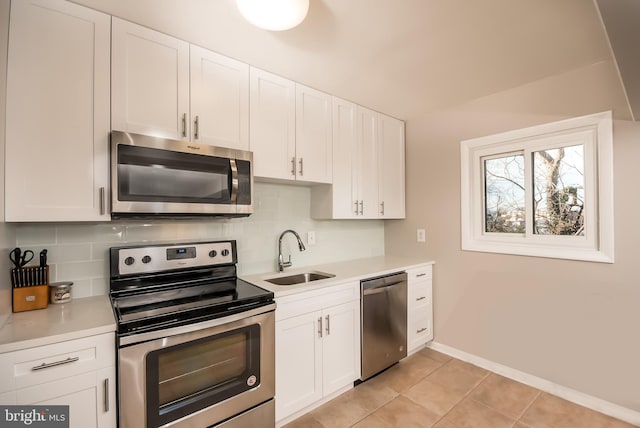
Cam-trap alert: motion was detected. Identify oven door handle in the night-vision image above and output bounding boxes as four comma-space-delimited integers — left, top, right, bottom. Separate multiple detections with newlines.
119, 302, 276, 347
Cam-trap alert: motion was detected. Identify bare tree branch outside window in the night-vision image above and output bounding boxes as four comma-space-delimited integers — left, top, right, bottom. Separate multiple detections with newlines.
483, 145, 584, 236
533, 145, 585, 236
484, 155, 525, 233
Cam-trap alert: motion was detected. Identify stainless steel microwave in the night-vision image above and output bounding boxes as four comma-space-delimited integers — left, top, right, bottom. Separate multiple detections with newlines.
111, 131, 253, 218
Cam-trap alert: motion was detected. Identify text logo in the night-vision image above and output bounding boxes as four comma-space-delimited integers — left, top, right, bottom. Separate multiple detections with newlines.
0, 406, 69, 428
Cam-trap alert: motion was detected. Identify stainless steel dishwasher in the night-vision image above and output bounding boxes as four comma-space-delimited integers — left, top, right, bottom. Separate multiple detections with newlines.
360, 271, 407, 381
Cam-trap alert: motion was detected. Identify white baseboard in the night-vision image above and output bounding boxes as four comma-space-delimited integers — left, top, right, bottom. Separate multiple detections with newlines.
427, 341, 640, 427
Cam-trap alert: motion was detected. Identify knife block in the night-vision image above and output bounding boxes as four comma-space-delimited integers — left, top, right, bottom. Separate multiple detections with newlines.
10, 266, 50, 312
12, 285, 49, 312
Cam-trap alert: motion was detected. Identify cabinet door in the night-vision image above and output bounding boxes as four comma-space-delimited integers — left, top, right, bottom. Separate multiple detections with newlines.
249, 68, 296, 180
295, 84, 333, 184
112, 18, 190, 140
16, 368, 116, 428
379, 114, 406, 218
190, 45, 249, 150
275, 311, 323, 421
5, 0, 110, 221
356, 107, 379, 218
330, 97, 359, 218
322, 300, 360, 396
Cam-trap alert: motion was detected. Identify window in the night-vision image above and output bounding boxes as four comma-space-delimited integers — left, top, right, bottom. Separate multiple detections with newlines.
461, 111, 613, 263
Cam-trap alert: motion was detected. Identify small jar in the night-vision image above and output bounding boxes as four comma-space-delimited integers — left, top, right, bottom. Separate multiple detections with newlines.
50, 281, 73, 304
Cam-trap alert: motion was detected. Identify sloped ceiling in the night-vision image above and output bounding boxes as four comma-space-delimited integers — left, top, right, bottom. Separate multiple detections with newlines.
595, 0, 640, 121
76, 0, 632, 121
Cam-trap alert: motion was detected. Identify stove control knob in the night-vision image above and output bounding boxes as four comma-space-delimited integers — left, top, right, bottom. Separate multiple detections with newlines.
124, 256, 135, 266
142, 255, 152, 264
208, 250, 217, 258
221, 249, 230, 257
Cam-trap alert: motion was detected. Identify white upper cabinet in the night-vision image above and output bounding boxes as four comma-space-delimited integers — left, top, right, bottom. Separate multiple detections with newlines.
112, 19, 249, 150
311, 99, 405, 220
295, 84, 333, 184
378, 114, 406, 218
111, 18, 190, 141
5, 0, 111, 222
249, 68, 332, 184
357, 106, 380, 218
190, 45, 249, 150
249, 67, 296, 180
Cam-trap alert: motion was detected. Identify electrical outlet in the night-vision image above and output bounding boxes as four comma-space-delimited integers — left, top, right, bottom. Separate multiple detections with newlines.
417, 229, 426, 243
307, 231, 316, 246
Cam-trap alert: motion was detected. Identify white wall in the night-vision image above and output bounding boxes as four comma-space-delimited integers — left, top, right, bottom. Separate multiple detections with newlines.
386, 61, 640, 413
14, 182, 384, 298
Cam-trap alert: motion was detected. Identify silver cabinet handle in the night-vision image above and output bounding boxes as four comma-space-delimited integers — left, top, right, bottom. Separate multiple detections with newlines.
31, 356, 79, 371
291, 157, 296, 176
416, 273, 427, 278
194, 115, 200, 139
299, 158, 304, 176
359, 200, 364, 215
380, 201, 385, 215
417, 327, 428, 333
325, 314, 330, 335
354, 201, 359, 215
103, 378, 110, 412
99, 187, 106, 215
317, 317, 323, 338
416, 296, 426, 301
181, 113, 187, 137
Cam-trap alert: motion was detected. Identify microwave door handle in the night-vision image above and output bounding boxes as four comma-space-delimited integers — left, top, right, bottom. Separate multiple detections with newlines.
229, 159, 239, 203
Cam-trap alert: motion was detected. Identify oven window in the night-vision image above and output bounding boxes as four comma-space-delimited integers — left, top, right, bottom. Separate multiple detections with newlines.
146, 324, 261, 427
117, 144, 232, 204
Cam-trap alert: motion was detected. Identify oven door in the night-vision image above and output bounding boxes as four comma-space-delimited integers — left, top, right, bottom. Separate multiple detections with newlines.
118, 304, 275, 428
111, 130, 253, 216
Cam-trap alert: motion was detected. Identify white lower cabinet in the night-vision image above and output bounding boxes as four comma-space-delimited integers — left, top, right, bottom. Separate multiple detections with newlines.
275, 282, 360, 423
407, 265, 434, 353
0, 333, 116, 428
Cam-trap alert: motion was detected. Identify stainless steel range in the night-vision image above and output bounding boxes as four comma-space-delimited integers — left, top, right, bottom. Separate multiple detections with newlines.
109, 240, 275, 428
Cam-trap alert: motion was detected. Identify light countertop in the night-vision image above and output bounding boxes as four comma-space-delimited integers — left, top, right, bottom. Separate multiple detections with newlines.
0, 295, 116, 354
241, 255, 434, 298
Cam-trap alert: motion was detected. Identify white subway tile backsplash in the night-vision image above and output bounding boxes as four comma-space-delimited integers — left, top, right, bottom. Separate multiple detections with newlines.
44, 244, 91, 263
14, 183, 385, 297
56, 260, 106, 281
16, 225, 57, 245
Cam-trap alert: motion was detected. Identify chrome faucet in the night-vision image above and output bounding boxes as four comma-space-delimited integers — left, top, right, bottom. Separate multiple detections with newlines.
278, 229, 306, 272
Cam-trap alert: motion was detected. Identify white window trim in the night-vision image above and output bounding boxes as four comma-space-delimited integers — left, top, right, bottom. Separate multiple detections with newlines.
461, 111, 614, 263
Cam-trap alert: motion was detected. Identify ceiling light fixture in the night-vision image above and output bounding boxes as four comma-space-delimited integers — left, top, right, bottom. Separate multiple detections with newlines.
236, 0, 310, 31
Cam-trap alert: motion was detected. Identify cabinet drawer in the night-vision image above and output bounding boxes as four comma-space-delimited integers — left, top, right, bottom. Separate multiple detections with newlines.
276, 281, 359, 321
408, 281, 432, 306
0, 333, 115, 393
406, 265, 432, 282
408, 307, 433, 351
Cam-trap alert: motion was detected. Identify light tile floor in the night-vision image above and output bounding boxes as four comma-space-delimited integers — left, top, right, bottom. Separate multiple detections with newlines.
284, 348, 637, 428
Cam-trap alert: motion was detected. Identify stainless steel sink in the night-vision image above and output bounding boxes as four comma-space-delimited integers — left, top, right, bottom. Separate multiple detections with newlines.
265, 271, 335, 286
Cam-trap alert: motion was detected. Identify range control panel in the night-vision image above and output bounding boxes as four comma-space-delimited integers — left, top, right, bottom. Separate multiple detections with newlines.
113, 241, 234, 276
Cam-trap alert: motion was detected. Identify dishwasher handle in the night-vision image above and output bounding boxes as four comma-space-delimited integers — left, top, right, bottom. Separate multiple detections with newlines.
363, 281, 405, 296
361, 272, 407, 291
